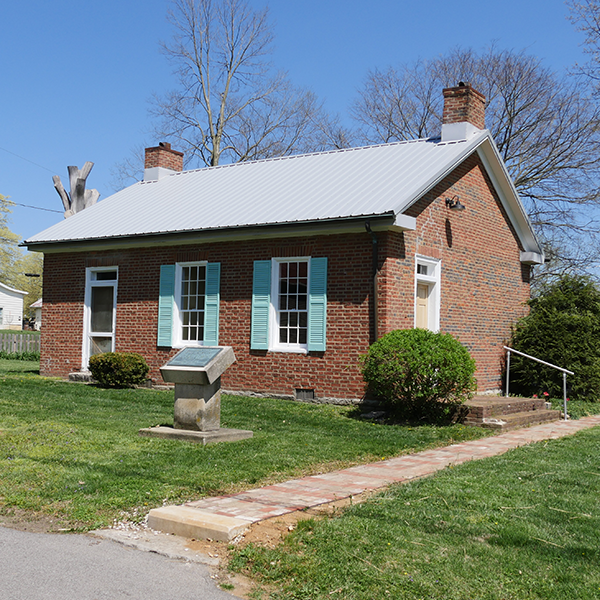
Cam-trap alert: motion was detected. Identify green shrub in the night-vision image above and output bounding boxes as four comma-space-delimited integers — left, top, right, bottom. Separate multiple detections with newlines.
509, 274, 600, 401
361, 329, 476, 421
0, 350, 40, 361
88, 352, 150, 388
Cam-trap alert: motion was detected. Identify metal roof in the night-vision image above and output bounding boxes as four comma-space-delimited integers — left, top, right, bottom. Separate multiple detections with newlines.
25, 130, 542, 256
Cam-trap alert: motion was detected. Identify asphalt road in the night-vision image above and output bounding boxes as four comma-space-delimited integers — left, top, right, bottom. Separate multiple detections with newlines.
0, 526, 236, 600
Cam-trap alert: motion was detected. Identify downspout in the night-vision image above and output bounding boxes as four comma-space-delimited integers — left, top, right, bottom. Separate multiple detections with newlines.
365, 221, 379, 343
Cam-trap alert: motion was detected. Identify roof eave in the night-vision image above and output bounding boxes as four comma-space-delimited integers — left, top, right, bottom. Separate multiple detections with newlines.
396, 130, 544, 262
24, 212, 409, 254
0, 282, 28, 296
475, 137, 544, 261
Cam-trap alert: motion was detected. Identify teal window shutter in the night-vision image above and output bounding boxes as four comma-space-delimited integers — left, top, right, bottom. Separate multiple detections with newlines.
251, 260, 271, 350
157, 265, 175, 347
308, 257, 327, 352
204, 262, 221, 346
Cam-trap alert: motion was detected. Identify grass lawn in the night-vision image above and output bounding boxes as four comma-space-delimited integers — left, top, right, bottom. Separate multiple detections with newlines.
0, 360, 489, 531
232, 426, 600, 600
0, 330, 39, 335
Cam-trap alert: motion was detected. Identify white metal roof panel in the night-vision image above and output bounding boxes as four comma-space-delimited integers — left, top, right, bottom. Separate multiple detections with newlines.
25, 130, 520, 247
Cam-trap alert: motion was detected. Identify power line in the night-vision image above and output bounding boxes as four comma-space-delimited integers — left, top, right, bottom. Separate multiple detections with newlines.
0, 145, 58, 174
12, 202, 62, 214
0, 146, 83, 214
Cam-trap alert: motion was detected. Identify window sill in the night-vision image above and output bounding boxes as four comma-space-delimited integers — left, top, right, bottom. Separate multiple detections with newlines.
269, 345, 308, 355
172, 341, 206, 349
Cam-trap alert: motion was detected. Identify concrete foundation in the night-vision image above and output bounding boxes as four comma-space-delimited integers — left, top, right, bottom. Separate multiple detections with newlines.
139, 426, 253, 445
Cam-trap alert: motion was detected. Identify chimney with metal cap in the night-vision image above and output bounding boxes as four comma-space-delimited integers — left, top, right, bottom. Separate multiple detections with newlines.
143, 142, 184, 181
441, 82, 486, 142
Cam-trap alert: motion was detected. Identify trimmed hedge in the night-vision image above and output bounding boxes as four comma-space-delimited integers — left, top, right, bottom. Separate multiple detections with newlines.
362, 329, 476, 421
88, 352, 150, 388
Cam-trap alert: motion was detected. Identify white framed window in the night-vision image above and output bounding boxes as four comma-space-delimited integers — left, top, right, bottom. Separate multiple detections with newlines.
83, 267, 118, 366
251, 257, 327, 353
270, 257, 310, 353
414, 256, 440, 332
157, 262, 220, 348
173, 262, 207, 347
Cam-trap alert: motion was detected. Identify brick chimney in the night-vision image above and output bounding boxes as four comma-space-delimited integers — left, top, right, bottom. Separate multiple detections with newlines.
441, 82, 486, 142
143, 142, 184, 181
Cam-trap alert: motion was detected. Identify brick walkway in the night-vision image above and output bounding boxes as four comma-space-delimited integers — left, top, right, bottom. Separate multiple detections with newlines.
148, 415, 600, 541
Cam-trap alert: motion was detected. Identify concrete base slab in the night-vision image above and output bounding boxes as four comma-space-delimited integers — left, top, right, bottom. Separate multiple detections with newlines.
147, 506, 251, 542
138, 426, 253, 445
92, 527, 220, 566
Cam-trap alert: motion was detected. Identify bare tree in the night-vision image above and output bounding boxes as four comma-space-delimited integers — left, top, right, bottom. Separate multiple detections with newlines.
352, 47, 600, 276
150, 0, 331, 168
352, 60, 441, 143
569, 0, 600, 85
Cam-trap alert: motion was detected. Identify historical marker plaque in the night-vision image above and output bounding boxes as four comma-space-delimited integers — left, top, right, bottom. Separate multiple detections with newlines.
167, 347, 222, 368
141, 345, 251, 444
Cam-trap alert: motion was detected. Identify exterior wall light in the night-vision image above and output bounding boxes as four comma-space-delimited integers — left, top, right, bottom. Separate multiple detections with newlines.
445, 195, 465, 211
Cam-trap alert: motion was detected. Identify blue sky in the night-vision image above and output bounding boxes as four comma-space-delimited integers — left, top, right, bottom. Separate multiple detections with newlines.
0, 0, 586, 243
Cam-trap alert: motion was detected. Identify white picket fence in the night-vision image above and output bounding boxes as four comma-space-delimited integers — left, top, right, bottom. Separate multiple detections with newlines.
0, 333, 40, 354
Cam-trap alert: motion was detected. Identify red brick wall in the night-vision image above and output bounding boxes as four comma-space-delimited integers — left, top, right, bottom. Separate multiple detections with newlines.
378, 152, 530, 391
40, 153, 530, 399
41, 234, 375, 401
40, 253, 86, 375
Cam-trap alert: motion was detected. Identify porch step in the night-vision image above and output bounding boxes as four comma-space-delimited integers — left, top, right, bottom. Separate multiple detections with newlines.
463, 395, 562, 431
69, 371, 93, 382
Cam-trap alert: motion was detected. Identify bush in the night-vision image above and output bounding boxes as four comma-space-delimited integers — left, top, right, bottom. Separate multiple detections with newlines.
509, 274, 600, 401
88, 352, 150, 388
0, 350, 40, 361
361, 329, 476, 421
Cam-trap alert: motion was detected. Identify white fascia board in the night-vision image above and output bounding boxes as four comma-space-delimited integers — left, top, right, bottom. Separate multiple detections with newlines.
520, 251, 545, 265
391, 213, 417, 231
475, 137, 544, 259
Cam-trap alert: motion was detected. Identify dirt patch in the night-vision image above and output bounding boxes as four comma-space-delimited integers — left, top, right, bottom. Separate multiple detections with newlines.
184, 492, 376, 599
0, 507, 77, 534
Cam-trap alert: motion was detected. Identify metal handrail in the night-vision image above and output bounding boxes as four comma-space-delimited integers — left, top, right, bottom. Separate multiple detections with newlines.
504, 346, 573, 421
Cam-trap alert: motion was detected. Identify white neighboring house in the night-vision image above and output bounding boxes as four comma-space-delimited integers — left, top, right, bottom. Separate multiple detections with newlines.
0, 282, 27, 330
30, 298, 42, 330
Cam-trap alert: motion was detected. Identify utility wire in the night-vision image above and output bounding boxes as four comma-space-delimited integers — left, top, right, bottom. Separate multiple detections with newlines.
11, 202, 62, 214
0, 147, 64, 213
0, 145, 58, 174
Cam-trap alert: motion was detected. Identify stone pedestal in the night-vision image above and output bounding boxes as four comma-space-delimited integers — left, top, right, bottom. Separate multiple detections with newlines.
139, 346, 252, 445
173, 379, 221, 431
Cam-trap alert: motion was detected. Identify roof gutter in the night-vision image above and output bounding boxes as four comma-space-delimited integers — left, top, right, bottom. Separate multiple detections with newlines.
24, 212, 411, 254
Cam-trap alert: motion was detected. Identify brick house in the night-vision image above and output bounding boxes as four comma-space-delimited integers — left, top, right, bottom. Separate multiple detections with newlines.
25, 84, 543, 403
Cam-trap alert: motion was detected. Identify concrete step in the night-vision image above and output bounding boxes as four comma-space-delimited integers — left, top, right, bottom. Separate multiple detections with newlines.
147, 506, 251, 542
